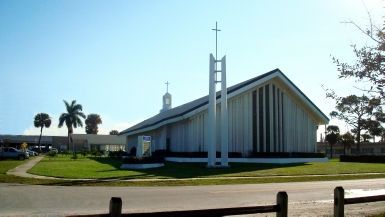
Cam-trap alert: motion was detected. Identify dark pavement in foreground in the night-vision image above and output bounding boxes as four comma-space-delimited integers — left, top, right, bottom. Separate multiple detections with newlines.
1, 178, 385, 216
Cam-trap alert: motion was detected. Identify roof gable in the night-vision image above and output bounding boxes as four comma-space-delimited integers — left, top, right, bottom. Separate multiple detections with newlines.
120, 69, 329, 136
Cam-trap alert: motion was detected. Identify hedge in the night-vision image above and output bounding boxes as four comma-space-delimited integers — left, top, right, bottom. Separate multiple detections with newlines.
153, 151, 242, 158
248, 152, 325, 158
153, 150, 324, 158
340, 155, 385, 163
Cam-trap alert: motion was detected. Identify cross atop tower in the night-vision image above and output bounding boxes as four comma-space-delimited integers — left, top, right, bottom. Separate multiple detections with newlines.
165, 81, 170, 93
211, 21, 221, 61
160, 81, 172, 113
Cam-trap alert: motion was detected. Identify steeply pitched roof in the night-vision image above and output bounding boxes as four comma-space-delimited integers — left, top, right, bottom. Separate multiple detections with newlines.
120, 69, 329, 136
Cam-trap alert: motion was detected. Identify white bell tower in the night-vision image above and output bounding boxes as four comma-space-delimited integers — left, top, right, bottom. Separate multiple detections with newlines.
207, 22, 229, 168
160, 81, 172, 113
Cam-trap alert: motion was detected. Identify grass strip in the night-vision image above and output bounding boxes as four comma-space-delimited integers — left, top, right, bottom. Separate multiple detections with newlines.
3, 156, 385, 186
28, 156, 385, 179
1, 173, 385, 187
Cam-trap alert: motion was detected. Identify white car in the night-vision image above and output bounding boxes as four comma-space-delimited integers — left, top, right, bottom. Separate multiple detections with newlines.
26, 150, 38, 156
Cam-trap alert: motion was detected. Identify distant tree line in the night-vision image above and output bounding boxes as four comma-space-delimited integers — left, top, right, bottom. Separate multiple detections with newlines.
33, 100, 120, 153
326, 14, 385, 152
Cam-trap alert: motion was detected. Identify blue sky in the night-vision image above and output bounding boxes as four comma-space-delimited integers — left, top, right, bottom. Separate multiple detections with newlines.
0, 0, 383, 136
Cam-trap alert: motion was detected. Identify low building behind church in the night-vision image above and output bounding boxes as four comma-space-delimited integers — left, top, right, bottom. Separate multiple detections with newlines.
0, 134, 125, 152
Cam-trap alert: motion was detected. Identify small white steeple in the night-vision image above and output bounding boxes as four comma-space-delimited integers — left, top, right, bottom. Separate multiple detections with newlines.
160, 81, 172, 113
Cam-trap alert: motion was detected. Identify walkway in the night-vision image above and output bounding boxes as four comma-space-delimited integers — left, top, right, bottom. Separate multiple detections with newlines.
6, 156, 61, 179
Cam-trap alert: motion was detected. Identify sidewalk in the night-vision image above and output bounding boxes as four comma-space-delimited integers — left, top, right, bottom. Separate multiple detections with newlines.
6, 156, 385, 182
6, 156, 61, 180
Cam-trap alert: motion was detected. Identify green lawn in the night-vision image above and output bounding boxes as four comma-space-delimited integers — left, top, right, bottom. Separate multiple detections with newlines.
0, 159, 25, 174
0, 159, 41, 184
1, 156, 385, 186
28, 155, 385, 179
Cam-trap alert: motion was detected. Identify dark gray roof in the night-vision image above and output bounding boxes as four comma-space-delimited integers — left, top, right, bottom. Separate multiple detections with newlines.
119, 69, 329, 135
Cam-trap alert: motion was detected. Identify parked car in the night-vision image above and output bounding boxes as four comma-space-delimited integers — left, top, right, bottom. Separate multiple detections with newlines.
0, 147, 29, 160
31, 147, 49, 153
26, 150, 38, 156
31, 147, 43, 153
50, 148, 58, 154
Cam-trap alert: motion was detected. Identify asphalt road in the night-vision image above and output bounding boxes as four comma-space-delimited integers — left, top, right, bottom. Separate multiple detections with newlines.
1, 178, 385, 216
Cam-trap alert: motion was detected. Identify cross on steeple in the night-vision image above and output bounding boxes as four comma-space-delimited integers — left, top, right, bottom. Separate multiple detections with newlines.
211, 21, 221, 61
212, 22, 222, 82
165, 81, 170, 93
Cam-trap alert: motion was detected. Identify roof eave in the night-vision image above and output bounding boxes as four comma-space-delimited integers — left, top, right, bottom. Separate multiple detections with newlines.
120, 69, 330, 135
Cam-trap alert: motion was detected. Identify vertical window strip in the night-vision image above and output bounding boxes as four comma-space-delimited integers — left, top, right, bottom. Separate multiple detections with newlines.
277, 88, 280, 152
277, 88, 281, 152
269, 84, 274, 153
256, 88, 260, 152
265, 84, 270, 152
259, 87, 264, 152
252, 91, 257, 152
273, 85, 276, 152
281, 92, 284, 152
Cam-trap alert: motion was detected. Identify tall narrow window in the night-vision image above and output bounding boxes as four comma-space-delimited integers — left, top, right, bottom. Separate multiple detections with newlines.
281, 92, 285, 151
273, 85, 276, 152
265, 85, 270, 152
252, 91, 257, 152
258, 87, 264, 152
277, 88, 281, 152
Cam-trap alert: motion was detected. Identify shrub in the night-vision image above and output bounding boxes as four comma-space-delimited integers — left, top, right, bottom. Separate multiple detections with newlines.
161, 151, 243, 158
249, 152, 326, 158
340, 155, 385, 163
129, 147, 136, 156
123, 151, 325, 159
60, 151, 71, 156
108, 150, 127, 158
153, 150, 168, 157
80, 149, 88, 157
91, 150, 104, 157
47, 151, 57, 157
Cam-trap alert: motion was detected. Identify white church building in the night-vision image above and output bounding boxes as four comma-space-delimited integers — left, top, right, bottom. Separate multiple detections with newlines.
120, 68, 329, 157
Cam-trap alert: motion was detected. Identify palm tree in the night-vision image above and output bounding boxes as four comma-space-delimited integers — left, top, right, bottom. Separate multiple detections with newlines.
325, 125, 340, 159
85, 114, 102, 134
58, 100, 86, 152
34, 113, 52, 151
341, 132, 354, 155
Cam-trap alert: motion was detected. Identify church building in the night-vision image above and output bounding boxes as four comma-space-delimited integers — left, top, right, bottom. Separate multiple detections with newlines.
120, 69, 329, 157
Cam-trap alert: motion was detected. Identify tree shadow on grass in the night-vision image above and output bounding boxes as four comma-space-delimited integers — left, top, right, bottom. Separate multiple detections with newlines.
88, 157, 122, 168
88, 157, 307, 179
